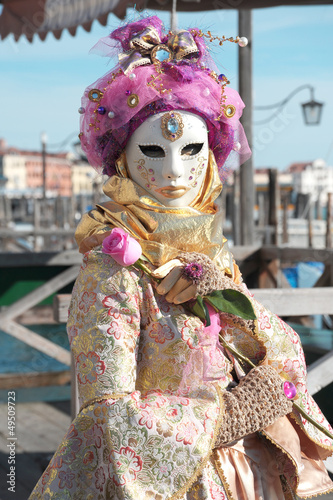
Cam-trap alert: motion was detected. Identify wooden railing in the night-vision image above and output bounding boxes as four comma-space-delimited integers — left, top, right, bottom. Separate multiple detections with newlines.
1, 247, 333, 397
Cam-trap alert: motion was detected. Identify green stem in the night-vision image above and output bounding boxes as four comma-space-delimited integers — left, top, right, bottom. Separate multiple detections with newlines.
219, 334, 333, 441
293, 402, 333, 440
133, 260, 161, 283
219, 334, 256, 369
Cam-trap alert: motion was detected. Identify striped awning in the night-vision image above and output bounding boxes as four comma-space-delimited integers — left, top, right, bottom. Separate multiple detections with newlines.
0, 0, 127, 42
1, 0, 333, 42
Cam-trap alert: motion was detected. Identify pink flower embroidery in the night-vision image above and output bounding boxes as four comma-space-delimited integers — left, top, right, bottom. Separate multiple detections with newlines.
149, 323, 174, 344
95, 466, 106, 492
76, 352, 105, 384
58, 470, 75, 489
209, 480, 226, 499
259, 314, 271, 330
176, 421, 198, 445
111, 447, 143, 486
181, 319, 201, 349
107, 321, 123, 340
78, 291, 97, 313
84, 424, 104, 448
138, 408, 156, 429
283, 359, 301, 377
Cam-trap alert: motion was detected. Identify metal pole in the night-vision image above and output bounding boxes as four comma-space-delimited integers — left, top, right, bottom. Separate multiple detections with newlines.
238, 10, 254, 246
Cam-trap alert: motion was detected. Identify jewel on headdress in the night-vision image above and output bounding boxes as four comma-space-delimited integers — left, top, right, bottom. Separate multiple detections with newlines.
233, 141, 241, 151
97, 106, 106, 115
129, 73, 136, 80
151, 44, 172, 64
127, 94, 139, 108
203, 88, 210, 97
108, 111, 115, 119
161, 112, 184, 142
224, 105, 236, 118
78, 107, 85, 114
88, 89, 103, 102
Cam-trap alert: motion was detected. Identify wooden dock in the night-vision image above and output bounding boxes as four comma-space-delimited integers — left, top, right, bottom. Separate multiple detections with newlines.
0, 400, 70, 500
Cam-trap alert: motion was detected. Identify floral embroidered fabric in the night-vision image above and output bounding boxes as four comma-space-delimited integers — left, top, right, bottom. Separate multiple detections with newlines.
29, 249, 333, 499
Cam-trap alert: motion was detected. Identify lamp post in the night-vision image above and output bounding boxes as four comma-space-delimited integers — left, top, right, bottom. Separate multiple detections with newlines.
301, 87, 323, 125
254, 85, 324, 126
41, 131, 47, 199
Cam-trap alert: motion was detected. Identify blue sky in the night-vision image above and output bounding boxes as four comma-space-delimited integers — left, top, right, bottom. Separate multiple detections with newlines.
0, 5, 332, 169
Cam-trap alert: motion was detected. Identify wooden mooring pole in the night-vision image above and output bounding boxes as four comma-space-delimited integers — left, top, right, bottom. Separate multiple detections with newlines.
238, 10, 255, 245
326, 193, 332, 249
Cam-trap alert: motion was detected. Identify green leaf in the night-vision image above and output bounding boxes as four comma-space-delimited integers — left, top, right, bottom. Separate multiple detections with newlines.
205, 289, 256, 320
191, 296, 211, 326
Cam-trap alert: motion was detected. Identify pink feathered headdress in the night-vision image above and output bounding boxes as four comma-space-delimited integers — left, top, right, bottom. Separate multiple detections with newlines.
79, 16, 251, 181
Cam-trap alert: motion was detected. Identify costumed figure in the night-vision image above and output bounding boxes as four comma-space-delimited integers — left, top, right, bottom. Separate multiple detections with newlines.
30, 16, 333, 500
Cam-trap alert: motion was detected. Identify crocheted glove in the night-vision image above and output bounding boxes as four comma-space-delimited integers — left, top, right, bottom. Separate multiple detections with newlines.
178, 251, 241, 297
215, 365, 293, 447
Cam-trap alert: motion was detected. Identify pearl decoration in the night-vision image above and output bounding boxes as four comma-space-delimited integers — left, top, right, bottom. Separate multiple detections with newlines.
165, 92, 173, 101
129, 73, 136, 80
78, 107, 85, 114
238, 37, 248, 48
203, 88, 210, 97
233, 141, 241, 152
108, 111, 115, 119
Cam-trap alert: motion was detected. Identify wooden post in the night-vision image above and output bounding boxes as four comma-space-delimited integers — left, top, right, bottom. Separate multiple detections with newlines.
0, 195, 5, 227
326, 193, 332, 249
268, 169, 279, 245
238, 10, 254, 246
258, 192, 266, 229
232, 170, 241, 246
34, 198, 41, 251
308, 197, 313, 248
316, 198, 322, 220
282, 192, 288, 244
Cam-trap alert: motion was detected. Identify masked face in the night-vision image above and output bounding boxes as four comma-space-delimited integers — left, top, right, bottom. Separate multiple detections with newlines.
125, 110, 209, 207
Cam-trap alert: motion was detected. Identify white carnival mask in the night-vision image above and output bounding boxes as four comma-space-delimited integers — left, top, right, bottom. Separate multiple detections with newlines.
125, 110, 209, 207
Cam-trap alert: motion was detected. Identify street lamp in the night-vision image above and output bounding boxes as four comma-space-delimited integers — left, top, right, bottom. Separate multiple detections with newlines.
301, 88, 323, 125
254, 85, 324, 126
40, 131, 47, 199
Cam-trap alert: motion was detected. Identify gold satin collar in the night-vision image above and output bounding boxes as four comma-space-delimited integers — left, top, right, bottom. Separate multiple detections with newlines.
75, 150, 233, 271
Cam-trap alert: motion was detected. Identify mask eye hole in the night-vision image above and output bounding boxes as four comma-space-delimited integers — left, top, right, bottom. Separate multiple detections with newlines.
139, 145, 165, 158
181, 143, 204, 157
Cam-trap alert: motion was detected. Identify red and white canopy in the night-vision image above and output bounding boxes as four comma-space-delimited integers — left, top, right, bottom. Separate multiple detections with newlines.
1, 0, 333, 42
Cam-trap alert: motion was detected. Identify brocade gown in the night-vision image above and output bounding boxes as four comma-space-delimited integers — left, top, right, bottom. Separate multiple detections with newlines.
29, 248, 333, 500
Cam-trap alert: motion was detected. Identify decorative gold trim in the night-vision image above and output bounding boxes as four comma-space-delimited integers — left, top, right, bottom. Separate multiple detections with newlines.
296, 485, 333, 499
289, 412, 333, 453
151, 44, 172, 64
161, 112, 184, 142
127, 93, 139, 108
79, 393, 127, 413
88, 88, 103, 102
223, 105, 236, 118
212, 449, 235, 500
168, 384, 225, 500
260, 428, 300, 494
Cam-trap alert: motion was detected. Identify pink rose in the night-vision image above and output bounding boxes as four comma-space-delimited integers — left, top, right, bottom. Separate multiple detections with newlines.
102, 228, 142, 266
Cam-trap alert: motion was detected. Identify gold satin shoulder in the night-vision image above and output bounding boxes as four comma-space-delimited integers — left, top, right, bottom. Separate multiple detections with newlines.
75, 150, 232, 271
